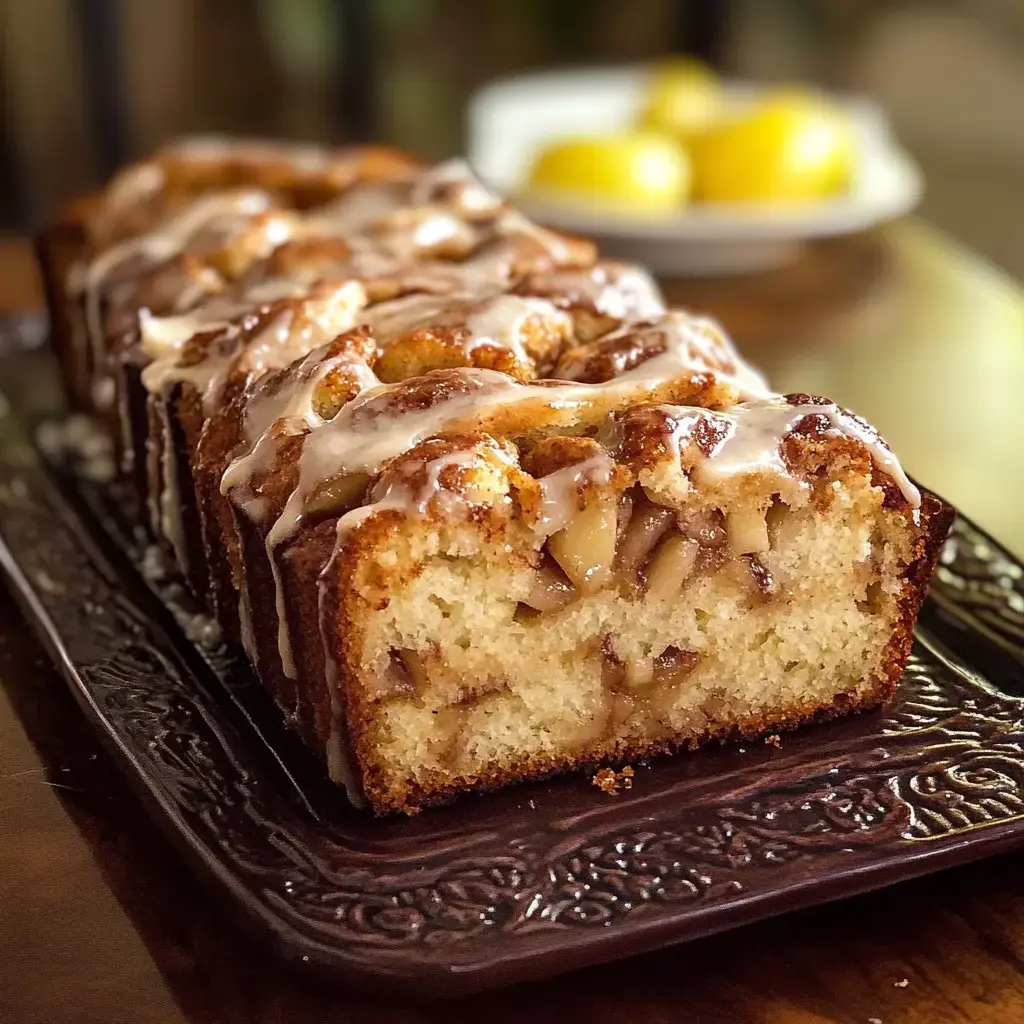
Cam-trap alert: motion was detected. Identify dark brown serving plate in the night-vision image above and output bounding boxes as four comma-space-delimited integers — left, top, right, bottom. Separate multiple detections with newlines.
2, 314, 1024, 997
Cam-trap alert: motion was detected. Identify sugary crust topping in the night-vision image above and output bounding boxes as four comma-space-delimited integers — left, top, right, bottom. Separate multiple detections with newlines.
138, 280, 370, 415
337, 433, 523, 536
513, 262, 665, 321
91, 140, 421, 245
76, 159, 603, 395
609, 395, 920, 510
555, 313, 766, 397
614, 404, 731, 469
369, 293, 573, 383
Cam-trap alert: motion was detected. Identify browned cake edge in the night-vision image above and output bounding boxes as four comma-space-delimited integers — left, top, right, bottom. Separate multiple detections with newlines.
34, 198, 99, 410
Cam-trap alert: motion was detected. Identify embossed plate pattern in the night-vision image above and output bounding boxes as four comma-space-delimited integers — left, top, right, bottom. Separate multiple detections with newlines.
1, 315, 1023, 996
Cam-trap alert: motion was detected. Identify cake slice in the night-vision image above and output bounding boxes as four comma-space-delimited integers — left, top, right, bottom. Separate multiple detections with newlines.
139, 281, 370, 590
304, 388, 950, 812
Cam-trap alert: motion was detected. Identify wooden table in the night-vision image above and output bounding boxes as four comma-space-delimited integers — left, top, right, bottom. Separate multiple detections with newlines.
1, 226, 1023, 1024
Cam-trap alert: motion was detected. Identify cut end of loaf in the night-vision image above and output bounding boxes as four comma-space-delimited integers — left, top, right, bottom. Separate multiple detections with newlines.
325, 425, 950, 814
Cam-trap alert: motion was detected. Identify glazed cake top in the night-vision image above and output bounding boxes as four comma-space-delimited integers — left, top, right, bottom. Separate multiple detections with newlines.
74, 138, 920, 558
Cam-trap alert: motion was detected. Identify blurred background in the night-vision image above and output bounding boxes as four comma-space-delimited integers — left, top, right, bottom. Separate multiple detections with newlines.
2, 0, 1023, 277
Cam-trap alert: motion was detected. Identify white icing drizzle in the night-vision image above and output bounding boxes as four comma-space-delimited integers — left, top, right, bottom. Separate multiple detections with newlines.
300, 182, 408, 237
298, 162, 499, 262
175, 266, 224, 311
411, 209, 470, 251
496, 209, 577, 264
590, 264, 665, 321
335, 448, 483, 539
240, 348, 374, 445
101, 162, 166, 220
363, 291, 564, 363
372, 243, 512, 296
660, 397, 921, 507
161, 135, 336, 173
531, 263, 665, 321
408, 158, 503, 214
240, 284, 367, 376
362, 292, 457, 346
463, 294, 565, 364
608, 312, 772, 400
139, 311, 239, 420
139, 280, 367, 409
360, 206, 487, 264
75, 189, 273, 392
139, 305, 237, 363
288, 187, 563, 311
285, 371, 519, 523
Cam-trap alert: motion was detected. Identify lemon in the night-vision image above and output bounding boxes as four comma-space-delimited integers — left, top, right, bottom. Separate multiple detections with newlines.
637, 58, 723, 140
526, 133, 691, 212
691, 89, 854, 203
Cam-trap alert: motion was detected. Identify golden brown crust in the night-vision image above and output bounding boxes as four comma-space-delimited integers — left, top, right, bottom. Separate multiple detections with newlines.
874, 491, 955, 696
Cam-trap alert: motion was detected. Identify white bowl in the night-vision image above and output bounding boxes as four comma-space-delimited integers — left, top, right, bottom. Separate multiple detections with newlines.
467, 66, 923, 275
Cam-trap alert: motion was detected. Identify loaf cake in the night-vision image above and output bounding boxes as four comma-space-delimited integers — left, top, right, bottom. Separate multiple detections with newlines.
37, 137, 953, 813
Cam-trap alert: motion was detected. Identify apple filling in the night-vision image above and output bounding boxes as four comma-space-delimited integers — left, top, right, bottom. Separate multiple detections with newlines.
517, 486, 781, 618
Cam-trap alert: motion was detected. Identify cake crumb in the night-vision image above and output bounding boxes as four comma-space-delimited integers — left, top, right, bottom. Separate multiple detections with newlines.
894, 978, 909, 988
593, 766, 634, 794
528, 799, 536, 810
765, 734, 782, 748
869, 1018, 883, 1023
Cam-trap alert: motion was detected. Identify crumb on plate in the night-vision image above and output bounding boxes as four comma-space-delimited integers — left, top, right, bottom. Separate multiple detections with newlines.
593, 766, 634, 794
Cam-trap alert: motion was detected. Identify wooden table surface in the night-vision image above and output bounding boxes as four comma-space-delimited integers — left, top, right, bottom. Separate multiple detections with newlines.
2, 225, 1024, 1024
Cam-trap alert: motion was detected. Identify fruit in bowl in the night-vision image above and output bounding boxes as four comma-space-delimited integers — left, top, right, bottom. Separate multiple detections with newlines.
526, 132, 691, 213
690, 89, 853, 203
524, 64, 854, 211
637, 58, 723, 141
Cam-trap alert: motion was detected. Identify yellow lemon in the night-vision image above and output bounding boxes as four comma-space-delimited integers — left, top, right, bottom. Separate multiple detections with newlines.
526, 133, 691, 212
637, 58, 723, 140
691, 89, 854, 203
